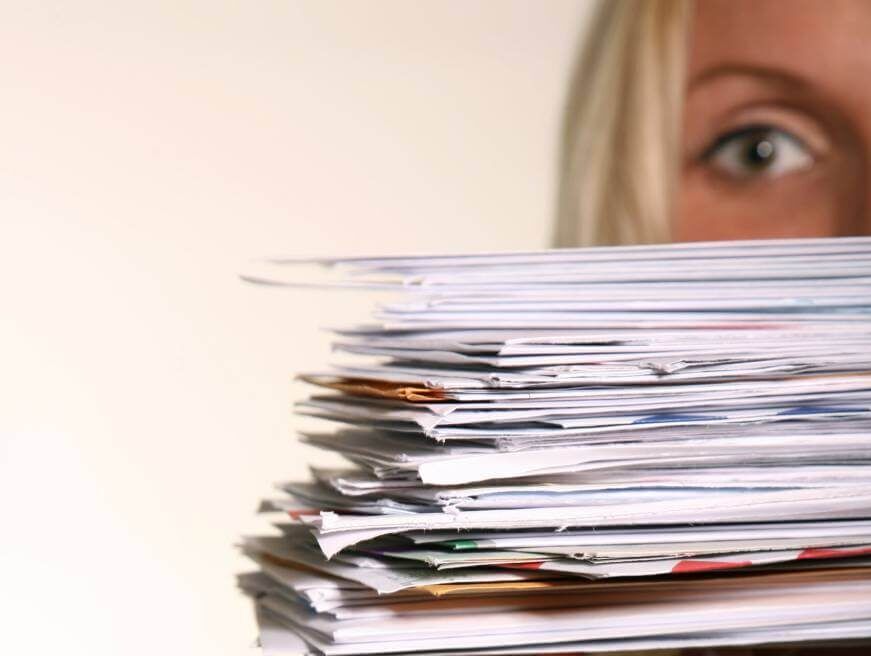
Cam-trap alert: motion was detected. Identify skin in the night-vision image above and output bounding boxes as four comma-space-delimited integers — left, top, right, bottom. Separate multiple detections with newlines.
674, 0, 871, 241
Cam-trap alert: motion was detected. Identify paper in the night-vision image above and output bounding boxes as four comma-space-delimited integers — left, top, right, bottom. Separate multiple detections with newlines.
240, 236, 871, 654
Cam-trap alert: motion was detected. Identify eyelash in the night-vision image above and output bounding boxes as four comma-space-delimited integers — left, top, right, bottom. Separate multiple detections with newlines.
702, 124, 791, 156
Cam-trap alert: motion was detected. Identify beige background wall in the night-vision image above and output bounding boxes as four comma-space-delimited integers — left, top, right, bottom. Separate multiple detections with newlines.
0, 2, 591, 654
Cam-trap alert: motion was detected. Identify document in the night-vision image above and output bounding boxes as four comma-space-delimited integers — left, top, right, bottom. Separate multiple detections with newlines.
240, 236, 871, 654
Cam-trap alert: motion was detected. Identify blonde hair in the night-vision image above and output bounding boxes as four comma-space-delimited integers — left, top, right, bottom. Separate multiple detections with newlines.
554, 0, 692, 247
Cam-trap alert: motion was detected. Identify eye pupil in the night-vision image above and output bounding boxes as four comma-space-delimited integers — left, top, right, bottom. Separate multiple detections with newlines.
745, 135, 776, 168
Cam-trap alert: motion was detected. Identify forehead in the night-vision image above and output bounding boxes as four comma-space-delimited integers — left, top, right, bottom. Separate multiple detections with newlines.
689, 0, 871, 96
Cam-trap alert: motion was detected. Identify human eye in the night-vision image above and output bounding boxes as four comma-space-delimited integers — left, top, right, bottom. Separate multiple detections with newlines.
700, 124, 814, 180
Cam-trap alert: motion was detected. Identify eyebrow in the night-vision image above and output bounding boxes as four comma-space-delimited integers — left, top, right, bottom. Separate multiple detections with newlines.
689, 64, 813, 93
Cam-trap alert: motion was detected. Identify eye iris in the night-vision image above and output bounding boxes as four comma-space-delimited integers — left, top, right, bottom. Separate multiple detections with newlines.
744, 134, 776, 169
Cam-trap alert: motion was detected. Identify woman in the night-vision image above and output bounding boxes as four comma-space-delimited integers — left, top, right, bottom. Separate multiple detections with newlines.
556, 4, 871, 654
556, 0, 871, 247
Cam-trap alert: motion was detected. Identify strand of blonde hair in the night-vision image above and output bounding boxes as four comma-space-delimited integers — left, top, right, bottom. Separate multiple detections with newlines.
555, 0, 691, 247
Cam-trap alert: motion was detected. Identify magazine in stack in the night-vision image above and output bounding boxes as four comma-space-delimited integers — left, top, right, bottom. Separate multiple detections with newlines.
239, 236, 871, 655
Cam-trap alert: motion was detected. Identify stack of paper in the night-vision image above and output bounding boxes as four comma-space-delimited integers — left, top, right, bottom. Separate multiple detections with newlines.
240, 237, 871, 655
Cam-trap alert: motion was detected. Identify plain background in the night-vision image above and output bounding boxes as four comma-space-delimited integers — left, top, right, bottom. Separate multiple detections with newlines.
0, 1, 592, 654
